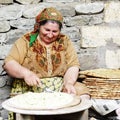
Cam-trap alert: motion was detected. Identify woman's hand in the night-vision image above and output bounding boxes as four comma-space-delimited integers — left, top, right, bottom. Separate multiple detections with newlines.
24, 71, 41, 86
3, 60, 41, 87
62, 83, 76, 95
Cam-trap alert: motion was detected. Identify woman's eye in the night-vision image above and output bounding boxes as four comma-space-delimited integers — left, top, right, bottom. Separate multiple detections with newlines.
45, 29, 50, 32
53, 30, 57, 33
45, 29, 58, 33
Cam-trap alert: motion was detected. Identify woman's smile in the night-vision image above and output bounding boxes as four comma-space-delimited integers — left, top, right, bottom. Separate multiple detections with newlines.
39, 22, 60, 45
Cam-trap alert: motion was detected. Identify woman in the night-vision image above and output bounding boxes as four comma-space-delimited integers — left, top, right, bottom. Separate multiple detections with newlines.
3, 7, 90, 120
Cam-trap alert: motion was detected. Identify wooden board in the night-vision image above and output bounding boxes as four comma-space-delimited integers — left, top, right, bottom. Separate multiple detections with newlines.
3, 92, 80, 110
2, 98, 92, 115
5, 95, 80, 110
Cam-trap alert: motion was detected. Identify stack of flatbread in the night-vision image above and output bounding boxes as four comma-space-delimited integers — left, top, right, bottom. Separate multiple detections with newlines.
79, 68, 120, 99
79, 68, 120, 79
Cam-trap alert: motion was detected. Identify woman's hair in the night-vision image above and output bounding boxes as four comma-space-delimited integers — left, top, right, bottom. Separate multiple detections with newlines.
39, 20, 63, 31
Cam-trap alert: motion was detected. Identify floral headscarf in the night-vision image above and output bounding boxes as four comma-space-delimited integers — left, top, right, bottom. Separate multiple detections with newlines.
29, 7, 63, 46
36, 7, 63, 24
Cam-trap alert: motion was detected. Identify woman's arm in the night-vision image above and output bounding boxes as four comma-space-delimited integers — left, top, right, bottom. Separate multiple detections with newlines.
63, 66, 79, 94
63, 66, 90, 99
3, 60, 40, 86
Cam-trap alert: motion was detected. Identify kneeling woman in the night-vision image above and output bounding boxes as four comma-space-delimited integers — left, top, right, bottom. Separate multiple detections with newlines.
3, 7, 90, 120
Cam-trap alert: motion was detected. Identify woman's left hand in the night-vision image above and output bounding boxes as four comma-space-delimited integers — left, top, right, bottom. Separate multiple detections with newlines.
62, 83, 76, 95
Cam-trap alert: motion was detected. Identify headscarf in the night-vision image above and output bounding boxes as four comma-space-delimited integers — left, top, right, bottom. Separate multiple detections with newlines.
29, 7, 63, 46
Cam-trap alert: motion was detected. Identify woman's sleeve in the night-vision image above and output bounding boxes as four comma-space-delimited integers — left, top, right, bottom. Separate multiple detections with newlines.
65, 36, 80, 68
4, 37, 28, 65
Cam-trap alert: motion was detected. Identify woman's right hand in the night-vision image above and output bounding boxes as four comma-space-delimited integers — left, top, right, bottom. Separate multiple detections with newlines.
3, 60, 41, 87
24, 71, 41, 86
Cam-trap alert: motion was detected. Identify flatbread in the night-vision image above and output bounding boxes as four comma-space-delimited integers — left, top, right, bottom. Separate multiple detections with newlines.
79, 68, 120, 79
8, 92, 80, 110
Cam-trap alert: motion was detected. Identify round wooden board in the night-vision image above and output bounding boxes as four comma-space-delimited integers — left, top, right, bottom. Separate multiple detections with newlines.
4, 95, 80, 110
2, 98, 92, 115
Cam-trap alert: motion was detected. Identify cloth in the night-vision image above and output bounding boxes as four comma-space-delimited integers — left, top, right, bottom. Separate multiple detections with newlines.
10, 79, 89, 97
36, 7, 63, 24
74, 82, 90, 96
10, 77, 63, 96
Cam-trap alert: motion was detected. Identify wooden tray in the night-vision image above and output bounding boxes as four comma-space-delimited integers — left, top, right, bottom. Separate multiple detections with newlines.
2, 98, 92, 115
4, 95, 80, 110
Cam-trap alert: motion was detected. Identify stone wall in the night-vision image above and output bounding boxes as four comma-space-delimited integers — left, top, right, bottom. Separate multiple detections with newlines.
0, 0, 120, 119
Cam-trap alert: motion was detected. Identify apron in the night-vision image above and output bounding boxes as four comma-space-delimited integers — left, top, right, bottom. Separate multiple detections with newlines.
9, 77, 63, 120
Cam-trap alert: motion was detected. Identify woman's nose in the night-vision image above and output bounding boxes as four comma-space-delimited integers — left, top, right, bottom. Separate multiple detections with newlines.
47, 32, 53, 38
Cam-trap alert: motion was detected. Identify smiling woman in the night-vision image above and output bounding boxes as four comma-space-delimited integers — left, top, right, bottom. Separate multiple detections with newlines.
3, 7, 90, 120
39, 20, 61, 45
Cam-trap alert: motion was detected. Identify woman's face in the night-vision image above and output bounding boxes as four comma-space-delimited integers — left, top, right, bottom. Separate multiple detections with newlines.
39, 21, 60, 45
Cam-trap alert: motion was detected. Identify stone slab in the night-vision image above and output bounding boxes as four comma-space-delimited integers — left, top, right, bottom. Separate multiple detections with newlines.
0, 0, 13, 4
106, 49, 120, 69
81, 25, 120, 48
104, 2, 120, 23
